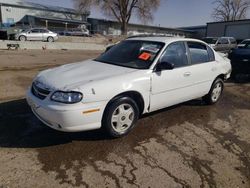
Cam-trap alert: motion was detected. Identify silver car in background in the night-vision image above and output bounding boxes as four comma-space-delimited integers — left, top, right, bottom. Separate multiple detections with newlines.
16, 28, 58, 42
202, 37, 237, 53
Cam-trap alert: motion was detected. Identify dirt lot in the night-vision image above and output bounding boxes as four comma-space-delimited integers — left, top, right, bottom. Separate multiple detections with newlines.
0, 50, 250, 188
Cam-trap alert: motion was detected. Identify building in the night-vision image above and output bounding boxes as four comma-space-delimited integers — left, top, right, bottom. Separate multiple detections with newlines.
0, 0, 194, 38
179, 25, 207, 39
0, 0, 89, 31
206, 19, 250, 41
88, 18, 194, 37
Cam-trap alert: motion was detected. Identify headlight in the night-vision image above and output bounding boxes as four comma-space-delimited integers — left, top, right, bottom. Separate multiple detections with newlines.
51, 91, 83, 104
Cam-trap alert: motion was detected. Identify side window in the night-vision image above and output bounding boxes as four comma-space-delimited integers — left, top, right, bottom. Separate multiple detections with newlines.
40, 29, 49, 33
187, 42, 210, 64
207, 46, 215, 62
160, 42, 188, 68
245, 43, 250, 49
229, 38, 237, 44
218, 38, 229, 44
31, 29, 40, 33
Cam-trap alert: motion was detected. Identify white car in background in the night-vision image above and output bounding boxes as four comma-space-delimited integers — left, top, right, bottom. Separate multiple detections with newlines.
26, 37, 232, 137
16, 28, 58, 42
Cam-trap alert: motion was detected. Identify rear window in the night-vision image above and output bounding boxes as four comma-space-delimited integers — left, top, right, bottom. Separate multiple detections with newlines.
187, 42, 210, 64
229, 38, 237, 44
218, 38, 229, 44
202, 38, 217, 44
240, 40, 250, 45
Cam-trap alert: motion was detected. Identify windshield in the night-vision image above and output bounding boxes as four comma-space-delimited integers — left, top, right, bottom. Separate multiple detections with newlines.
240, 40, 250, 44
202, 38, 218, 44
95, 40, 165, 69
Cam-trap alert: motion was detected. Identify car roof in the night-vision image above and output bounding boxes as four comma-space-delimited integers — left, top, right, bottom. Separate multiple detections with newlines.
126, 36, 206, 44
30, 28, 48, 30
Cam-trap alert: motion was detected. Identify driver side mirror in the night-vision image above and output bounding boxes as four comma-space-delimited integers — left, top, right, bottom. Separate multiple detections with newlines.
155, 61, 175, 72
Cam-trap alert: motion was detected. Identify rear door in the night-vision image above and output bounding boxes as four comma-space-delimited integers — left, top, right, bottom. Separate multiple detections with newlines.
185, 41, 219, 97
40, 29, 49, 41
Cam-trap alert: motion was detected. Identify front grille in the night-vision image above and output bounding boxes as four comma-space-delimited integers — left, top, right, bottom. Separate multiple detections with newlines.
31, 83, 51, 100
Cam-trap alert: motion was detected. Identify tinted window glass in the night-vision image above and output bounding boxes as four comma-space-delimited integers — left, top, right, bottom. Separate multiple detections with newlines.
229, 38, 237, 44
95, 40, 164, 69
31, 29, 40, 33
160, 42, 188, 68
218, 38, 229, 44
187, 42, 209, 64
240, 40, 250, 44
245, 43, 250, 49
202, 38, 218, 44
40, 29, 49, 33
207, 46, 215, 61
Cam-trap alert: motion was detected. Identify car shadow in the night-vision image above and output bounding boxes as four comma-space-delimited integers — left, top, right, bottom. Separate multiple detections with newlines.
0, 98, 206, 149
0, 99, 113, 148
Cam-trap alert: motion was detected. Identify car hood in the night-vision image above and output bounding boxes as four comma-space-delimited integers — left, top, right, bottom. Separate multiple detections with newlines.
35, 60, 137, 90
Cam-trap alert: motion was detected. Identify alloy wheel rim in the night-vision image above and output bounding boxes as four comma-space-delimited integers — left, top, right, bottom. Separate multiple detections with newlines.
111, 103, 135, 133
211, 82, 222, 102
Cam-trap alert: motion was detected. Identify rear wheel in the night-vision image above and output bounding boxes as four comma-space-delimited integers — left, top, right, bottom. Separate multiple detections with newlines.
19, 35, 26, 41
203, 78, 224, 105
102, 97, 139, 138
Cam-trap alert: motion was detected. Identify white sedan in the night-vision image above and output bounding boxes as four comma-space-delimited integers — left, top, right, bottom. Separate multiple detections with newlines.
26, 37, 232, 137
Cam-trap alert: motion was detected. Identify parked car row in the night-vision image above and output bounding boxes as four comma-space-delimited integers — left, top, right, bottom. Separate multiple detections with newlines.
202, 37, 237, 53
14, 27, 91, 42
202, 37, 250, 81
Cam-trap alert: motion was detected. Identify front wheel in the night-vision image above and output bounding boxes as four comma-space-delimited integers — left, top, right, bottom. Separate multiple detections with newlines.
47, 37, 54, 42
102, 97, 139, 138
19, 35, 26, 41
203, 78, 224, 105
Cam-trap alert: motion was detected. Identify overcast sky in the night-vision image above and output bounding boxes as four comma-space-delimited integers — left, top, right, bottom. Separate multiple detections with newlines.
29, 0, 225, 28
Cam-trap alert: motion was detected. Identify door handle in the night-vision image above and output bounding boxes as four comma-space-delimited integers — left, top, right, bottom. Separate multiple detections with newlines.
184, 72, 191, 77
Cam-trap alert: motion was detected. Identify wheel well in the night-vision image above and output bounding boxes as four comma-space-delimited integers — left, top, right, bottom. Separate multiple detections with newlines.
216, 74, 226, 81
47, 36, 54, 40
107, 91, 145, 115
19, 35, 26, 39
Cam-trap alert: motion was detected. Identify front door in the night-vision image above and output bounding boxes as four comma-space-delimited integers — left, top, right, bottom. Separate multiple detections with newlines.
27, 29, 41, 41
150, 41, 194, 112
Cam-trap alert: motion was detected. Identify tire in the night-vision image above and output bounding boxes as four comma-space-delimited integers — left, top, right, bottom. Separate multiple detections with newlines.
102, 96, 139, 138
47, 37, 54, 42
19, 35, 26, 41
203, 78, 224, 105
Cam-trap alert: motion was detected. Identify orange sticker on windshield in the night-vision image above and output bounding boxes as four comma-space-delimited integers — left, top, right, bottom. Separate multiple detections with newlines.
139, 52, 151, 61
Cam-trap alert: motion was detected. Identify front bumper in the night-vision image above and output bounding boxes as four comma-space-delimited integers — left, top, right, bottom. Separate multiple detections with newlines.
26, 89, 107, 132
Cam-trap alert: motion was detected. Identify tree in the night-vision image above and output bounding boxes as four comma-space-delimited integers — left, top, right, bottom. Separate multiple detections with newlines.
73, 0, 161, 35
212, 0, 250, 21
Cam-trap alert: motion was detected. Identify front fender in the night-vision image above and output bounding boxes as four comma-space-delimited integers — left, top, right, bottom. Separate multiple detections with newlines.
79, 70, 152, 113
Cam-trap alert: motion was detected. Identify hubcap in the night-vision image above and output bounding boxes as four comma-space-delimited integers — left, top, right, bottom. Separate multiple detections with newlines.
48, 37, 53, 42
20, 36, 25, 41
111, 104, 135, 133
211, 82, 222, 102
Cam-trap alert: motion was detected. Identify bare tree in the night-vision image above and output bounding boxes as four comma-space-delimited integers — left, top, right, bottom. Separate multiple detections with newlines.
73, 0, 161, 35
212, 0, 250, 21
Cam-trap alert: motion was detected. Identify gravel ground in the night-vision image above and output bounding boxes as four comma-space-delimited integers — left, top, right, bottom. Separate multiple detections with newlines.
0, 50, 250, 188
